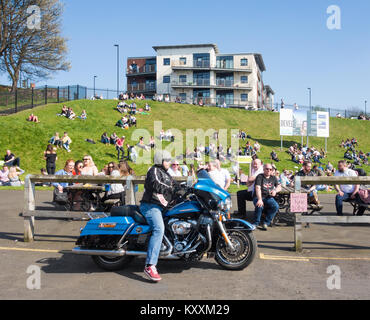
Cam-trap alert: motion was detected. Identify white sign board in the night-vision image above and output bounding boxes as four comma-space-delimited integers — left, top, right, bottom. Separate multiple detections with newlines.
316, 111, 330, 137
280, 109, 293, 136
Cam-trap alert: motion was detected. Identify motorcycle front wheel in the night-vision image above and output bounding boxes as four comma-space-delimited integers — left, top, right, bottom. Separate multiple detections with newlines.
92, 255, 134, 271
215, 230, 257, 270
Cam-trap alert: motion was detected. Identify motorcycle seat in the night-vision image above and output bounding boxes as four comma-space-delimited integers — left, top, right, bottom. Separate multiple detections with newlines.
110, 205, 147, 225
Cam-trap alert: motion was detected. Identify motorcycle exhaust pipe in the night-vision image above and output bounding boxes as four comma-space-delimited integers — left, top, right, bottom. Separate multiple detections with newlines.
72, 247, 126, 257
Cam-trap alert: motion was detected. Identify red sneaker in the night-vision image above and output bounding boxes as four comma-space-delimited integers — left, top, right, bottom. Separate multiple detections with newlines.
144, 265, 162, 282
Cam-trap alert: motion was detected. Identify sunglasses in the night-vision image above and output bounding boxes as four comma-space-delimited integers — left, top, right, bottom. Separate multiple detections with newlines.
108, 166, 114, 169
264, 168, 273, 171
83, 158, 89, 161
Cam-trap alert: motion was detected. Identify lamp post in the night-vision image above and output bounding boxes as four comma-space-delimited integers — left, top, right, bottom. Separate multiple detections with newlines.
114, 44, 119, 98
307, 87, 312, 146
93, 75, 97, 97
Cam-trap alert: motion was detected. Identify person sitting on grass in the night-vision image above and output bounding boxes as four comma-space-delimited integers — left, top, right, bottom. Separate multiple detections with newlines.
144, 103, 151, 111
60, 105, 68, 116
270, 150, 280, 162
101, 132, 110, 145
66, 107, 76, 120
62, 132, 72, 152
8, 166, 25, 186
78, 109, 87, 120
27, 113, 39, 123
110, 132, 118, 145
0, 165, 10, 186
137, 137, 150, 151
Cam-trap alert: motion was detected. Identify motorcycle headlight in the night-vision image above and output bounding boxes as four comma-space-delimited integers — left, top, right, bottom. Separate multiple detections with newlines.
219, 197, 232, 212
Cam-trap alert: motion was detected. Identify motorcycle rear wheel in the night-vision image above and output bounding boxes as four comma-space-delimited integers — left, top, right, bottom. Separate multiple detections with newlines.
92, 255, 134, 271
215, 230, 257, 270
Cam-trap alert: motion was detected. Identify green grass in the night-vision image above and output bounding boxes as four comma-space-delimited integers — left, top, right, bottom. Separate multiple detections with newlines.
0, 99, 369, 193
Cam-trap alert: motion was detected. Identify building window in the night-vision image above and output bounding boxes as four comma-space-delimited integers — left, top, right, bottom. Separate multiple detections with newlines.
179, 75, 187, 83
241, 76, 248, 83
241, 58, 248, 66
163, 58, 170, 66
179, 93, 186, 101
241, 93, 248, 102
163, 76, 170, 83
179, 57, 186, 65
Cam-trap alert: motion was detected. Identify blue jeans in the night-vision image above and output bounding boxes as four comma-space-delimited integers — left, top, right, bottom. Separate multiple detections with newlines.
335, 192, 352, 215
253, 197, 279, 226
140, 202, 165, 266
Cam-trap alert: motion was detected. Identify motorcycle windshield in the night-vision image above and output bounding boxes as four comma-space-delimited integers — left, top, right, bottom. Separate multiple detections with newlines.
195, 169, 230, 201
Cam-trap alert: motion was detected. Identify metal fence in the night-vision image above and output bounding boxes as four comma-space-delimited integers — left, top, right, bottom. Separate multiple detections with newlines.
1, 83, 366, 120
0, 85, 87, 115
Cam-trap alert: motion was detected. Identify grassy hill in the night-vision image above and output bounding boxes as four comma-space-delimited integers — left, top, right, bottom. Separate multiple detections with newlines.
0, 99, 369, 192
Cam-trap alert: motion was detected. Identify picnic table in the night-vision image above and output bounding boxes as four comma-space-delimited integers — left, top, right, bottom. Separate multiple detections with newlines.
65, 184, 105, 211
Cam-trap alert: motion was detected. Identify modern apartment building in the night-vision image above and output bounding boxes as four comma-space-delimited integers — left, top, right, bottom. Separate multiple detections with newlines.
126, 44, 274, 108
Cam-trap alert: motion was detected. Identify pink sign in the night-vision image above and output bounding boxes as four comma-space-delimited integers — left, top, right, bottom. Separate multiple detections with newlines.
290, 193, 307, 213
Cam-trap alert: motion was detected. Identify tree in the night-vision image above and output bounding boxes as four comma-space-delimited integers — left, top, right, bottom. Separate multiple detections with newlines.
0, 0, 70, 91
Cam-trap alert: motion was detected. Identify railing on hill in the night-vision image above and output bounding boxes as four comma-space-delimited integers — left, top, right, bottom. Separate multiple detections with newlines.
0, 85, 87, 116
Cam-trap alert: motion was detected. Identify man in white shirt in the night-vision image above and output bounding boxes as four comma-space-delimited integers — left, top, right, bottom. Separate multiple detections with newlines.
334, 160, 361, 216
207, 161, 225, 189
236, 158, 263, 218
215, 159, 231, 191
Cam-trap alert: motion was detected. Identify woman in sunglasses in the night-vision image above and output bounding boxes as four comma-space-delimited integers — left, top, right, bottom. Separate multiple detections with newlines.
80, 155, 98, 176
101, 162, 126, 205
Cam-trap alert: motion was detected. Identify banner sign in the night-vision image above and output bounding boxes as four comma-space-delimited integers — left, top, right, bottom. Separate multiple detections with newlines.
290, 193, 307, 213
279, 109, 293, 136
316, 111, 330, 137
280, 110, 329, 138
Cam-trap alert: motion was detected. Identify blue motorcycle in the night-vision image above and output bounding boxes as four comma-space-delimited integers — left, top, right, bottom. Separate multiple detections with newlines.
72, 170, 257, 271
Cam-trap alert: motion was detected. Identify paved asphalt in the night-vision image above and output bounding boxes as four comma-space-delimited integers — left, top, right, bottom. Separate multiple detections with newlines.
0, 190, 369, 300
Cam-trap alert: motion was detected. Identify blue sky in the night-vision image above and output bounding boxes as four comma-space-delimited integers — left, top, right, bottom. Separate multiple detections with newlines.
1, 0, 369, 110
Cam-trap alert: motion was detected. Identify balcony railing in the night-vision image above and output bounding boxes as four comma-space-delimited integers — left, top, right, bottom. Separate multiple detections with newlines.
171, 60, 252, 72
172, 79, 210, 87
171, 79, 250, 89
126, 64, 156, 75
127, 83, 156, 92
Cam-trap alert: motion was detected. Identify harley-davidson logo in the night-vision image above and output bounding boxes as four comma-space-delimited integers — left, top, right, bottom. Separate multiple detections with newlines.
136, 227, 143, 233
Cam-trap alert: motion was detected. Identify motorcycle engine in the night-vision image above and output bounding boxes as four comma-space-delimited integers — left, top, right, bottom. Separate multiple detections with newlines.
171, 220, 193, 235
168, 219, 198, 253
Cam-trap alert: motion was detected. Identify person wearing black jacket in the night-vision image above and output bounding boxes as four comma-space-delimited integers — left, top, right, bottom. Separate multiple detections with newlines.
140, 150, 176, 282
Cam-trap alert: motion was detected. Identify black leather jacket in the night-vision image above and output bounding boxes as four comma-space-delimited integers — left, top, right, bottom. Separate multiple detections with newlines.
141, 165, 176, 208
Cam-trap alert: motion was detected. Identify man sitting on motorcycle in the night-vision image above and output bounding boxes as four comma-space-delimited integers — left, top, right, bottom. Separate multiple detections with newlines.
140, 150, 176, 282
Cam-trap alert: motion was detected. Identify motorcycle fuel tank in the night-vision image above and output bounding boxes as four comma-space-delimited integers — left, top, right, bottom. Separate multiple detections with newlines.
165, 201, 202, 218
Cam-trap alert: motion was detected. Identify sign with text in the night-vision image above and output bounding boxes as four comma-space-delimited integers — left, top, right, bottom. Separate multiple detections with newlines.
237, 156, 252, 164
290, 193, 307, 213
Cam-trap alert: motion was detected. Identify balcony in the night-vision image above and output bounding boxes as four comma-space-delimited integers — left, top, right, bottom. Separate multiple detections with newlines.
171, 79, 252, 90
126, 64, 156, 76
127, 83, 156, 93
171, 60, 252, 72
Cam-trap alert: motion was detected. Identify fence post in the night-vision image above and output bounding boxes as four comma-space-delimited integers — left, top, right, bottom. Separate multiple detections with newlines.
44, 85, 47, 105
15, 89, 18, 113
293, 176, 303, 252
67, 85, 70, 101
125, 176, 136, 205
31, 87, 34, 108
24, 175, 35, 242
77, 85, 79, 100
